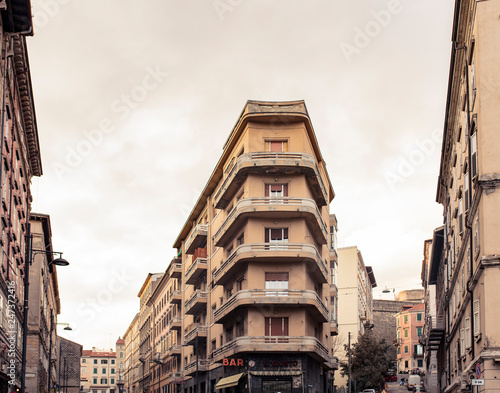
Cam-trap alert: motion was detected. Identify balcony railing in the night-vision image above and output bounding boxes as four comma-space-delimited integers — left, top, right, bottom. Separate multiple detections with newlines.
185, 225, 208, 255
184, 323, 208, 344
185, 248, 208, 285
167, 316, 182, 330
213, 152, 328, 209
185, 359, 209, 375
212, 335, 330, 363
213, 197, 328, 246
167, 260, 182, 279
213, 243, 328, 285
168, 290, 182, 305
213, 289, 329, 323
184, 290, 208, 315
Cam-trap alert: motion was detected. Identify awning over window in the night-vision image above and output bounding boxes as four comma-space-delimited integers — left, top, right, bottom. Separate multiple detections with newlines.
215, 373, 246, 390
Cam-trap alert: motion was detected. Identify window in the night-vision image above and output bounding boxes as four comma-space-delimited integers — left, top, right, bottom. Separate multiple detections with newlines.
417, 327, 422, 336
111, 379, 115, 384
404, 329, 408, 338
460, 328, 465, 357
82, 359, 87, 363
464, 171, 470, 211
111, 359, 115, 364
101, 360, 108, 364
102, 368, 106, 374
94, 360, 98, 364
100, 379, 107, 385
93, 379, 97, 385
266, 140, 288, 152
404, 346, 408, 354
111, 369, 115, 374
265, 184, 288, 203
417, 313, 422, 321
471, 131, 478, 179
417, 360, 423, 368
397, 347, 400, 354
93, 368, 98, 374
473, 299, 480, 336
404, 315, 408, 323
265, 272, 289, 296
465, 318, 471, 348
82, 367, 87, 374
265, 317, 289, 343
265, 228, 288, 249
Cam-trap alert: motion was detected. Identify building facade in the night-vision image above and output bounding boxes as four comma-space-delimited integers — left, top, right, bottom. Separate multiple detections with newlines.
435, 0, 500, 392
59, 337, 82, 393
170, 100, 338, 393
80, 348, 117, 393
0, 2, 42, 391
25, 214, 63, 393
336, 246, 377, 389
123, 314, 140, 393
395, 303, 425, 374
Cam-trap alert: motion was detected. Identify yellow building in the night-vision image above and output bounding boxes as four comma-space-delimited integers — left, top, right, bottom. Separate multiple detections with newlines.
434, 0, 500, 392
171, 100, 338, 393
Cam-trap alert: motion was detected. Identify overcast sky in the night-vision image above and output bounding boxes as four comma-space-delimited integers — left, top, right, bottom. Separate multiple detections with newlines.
27, 0, 455, 350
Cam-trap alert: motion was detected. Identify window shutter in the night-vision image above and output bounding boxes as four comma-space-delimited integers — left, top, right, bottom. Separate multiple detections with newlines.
465, 317, 471, 348
473, 299, 480, 336
265, 272, 289, 281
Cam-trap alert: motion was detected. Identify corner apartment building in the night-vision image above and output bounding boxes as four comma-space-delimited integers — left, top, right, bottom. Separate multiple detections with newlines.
336, 246, 376, 389
80, 348, 118, 393
395, 303, 425, 373
60, 337, 82, 393
172, 100, 338, 393
434, 0, 500, 392
0, 2, 42, 391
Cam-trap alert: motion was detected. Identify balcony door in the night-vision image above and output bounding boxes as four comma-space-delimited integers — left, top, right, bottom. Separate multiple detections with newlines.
265, 317, 289, 343
265, 228, 288, 250
265, 272, 289, 296
265, 184, 288, 204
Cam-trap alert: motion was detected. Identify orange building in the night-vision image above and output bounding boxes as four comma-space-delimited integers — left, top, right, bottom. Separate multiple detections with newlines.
395, 303, 425, 373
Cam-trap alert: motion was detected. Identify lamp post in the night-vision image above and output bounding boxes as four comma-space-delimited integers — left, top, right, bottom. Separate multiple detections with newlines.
48, 321, 72, 393
382, 287, 396, 299
21, 223, 70, 393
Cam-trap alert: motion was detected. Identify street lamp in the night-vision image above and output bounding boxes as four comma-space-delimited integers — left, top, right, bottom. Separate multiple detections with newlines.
382, 287, 396, 299
21, 223, 70, 393
48, 321, 73, 393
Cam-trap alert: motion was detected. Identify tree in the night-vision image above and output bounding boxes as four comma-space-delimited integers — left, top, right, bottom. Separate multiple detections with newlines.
340, 330, 390, 392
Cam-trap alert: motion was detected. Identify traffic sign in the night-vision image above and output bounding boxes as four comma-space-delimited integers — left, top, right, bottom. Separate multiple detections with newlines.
476, 363, 481, 378
472, 379, 484, 386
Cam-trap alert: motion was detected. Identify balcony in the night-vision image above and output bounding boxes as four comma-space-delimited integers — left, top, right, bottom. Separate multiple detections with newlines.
426, 315, 445, 350
213, 243, 328, 286
185, 290, 208, 315
214, 289, 328, 324
167, 316, 182, 331
167, 260, 182, 279
185, 248, 208, 285
185, 359, 209, 375
213, 152, 328, 209
212, 336, 331, 364
185, 225, 208, 255
169, 290, 182, 305
329, 319, 338, 336
184, 323, 208, 344
213, 197, 328, 247
165, 344, 182, 358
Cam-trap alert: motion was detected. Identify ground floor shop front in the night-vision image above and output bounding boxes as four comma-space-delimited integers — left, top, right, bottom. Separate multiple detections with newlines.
180, 354, 334, 393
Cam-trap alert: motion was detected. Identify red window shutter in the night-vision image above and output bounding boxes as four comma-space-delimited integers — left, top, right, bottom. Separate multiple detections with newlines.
270, 141, 283, 152
265, 272, 289, 281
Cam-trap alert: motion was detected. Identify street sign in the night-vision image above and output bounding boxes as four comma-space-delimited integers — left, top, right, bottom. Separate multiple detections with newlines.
476, 363, 481, 378
472, 379, 484, 386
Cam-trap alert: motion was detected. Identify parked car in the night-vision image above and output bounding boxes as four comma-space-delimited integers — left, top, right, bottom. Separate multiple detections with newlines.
362, 390, 376, 393
385, 374, 398, 382
414, 387, 426, 392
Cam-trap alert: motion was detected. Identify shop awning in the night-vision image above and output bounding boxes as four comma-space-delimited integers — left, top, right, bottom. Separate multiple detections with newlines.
249, 371, 302, 376
215, 373, 246, 390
